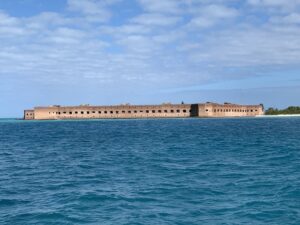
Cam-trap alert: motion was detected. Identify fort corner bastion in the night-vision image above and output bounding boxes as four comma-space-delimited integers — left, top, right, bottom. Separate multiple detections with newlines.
24, 102, 264, 120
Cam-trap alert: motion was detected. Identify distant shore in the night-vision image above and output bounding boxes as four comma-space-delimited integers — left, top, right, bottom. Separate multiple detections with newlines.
265, 106, 300, 115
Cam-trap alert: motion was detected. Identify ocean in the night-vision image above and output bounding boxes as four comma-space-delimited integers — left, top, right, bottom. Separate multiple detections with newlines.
0, 118, 299, 224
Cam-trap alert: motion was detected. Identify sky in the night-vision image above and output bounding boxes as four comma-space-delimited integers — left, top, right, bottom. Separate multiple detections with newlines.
0, 0, 300, 117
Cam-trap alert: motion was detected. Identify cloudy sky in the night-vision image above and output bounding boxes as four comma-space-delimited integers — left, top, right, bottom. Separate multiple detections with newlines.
1, 0, 300, 117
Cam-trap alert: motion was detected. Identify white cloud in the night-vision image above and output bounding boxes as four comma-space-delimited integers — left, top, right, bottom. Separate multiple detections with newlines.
0, 11, 20, 26
203, 4, 239, 18
271, 13, 300, 24
67, 0, 112, 22
282, 13, 300, 24
130, 13, 181, 26
137, 0, 182, 14
0, 11, 25, 36
117, 35, 159, 53
247, 0, 300, 12
248, 0, 300, 7
43, 27, 87, 44
188, 4, 238, 28
186, 25, 300, 67
25, 12, 71, 29
188, 17, 216, 28
152, 30, 185, 43
101, 24, 152, 36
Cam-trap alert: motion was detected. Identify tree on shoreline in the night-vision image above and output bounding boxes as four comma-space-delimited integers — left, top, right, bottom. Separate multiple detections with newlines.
265, 106, 300, 115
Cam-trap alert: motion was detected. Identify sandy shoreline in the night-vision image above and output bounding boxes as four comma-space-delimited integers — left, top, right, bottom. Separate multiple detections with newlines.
257, 114, 300, 117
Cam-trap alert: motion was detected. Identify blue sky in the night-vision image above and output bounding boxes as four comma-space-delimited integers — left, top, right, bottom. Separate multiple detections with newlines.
1, 0, 300, 117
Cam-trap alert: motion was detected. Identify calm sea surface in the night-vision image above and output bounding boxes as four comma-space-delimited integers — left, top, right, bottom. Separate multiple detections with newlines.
0, 118, 299, 224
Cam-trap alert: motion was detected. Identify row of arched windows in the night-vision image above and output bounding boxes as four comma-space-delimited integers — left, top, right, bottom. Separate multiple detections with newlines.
50, 109, 190, 115
213, 108, 258, 113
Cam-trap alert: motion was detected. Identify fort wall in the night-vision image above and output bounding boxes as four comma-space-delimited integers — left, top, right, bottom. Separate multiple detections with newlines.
24, 110, 35, 120
198, 103, 264, 117
24, 103, 264, 120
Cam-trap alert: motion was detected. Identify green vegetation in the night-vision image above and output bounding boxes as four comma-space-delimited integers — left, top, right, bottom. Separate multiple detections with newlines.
265, 106, 300, 115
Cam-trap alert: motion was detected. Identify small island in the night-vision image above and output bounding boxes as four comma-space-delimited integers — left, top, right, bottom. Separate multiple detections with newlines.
265, 106, 300, 115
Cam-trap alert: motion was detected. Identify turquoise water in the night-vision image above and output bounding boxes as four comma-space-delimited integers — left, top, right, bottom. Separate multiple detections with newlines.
0, 118, 299, 224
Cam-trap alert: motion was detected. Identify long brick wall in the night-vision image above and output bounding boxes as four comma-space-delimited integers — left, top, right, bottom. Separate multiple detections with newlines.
24, 103, 264, 120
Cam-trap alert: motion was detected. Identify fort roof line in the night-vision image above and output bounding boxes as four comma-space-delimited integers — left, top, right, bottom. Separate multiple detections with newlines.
33, 102, 261, 109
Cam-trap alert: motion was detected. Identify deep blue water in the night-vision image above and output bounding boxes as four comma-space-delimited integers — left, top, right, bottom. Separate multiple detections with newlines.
0, 118, 299, 224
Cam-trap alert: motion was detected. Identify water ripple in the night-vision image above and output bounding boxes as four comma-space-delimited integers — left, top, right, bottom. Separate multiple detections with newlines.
0, 118, 300, 224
